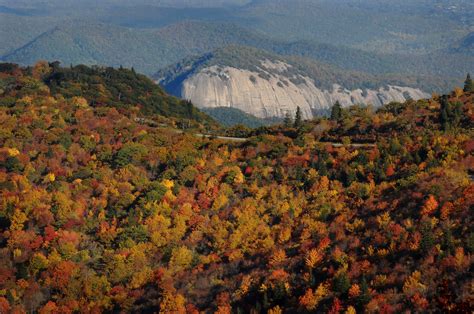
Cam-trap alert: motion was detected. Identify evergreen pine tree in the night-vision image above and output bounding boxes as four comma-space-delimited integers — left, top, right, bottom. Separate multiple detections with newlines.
333, 272, 351, 294
357, 277, 371, 307
420, 221, 435, 254
439, 96, 462, 130
331, 101, 342, 120
464, 73, 473, 92
439, 95, 450, 131
294, 106, 303, 128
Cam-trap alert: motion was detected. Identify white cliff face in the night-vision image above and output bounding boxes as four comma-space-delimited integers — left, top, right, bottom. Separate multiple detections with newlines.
178, 61, 429, 119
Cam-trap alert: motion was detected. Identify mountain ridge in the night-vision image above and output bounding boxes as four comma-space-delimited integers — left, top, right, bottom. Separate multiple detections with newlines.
2, 19, 470, 91
0, 61, 217, 127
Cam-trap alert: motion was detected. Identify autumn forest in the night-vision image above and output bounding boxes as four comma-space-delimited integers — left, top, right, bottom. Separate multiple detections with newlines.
0, 62, 473, 313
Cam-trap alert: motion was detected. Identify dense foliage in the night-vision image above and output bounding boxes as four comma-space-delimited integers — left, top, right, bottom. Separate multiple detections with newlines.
0, 64, 473, 313
0, 62, 216, 129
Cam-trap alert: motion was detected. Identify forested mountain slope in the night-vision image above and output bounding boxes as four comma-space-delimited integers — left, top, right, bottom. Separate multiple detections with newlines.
0, 62, 473, 313
3, 19, 472, 86
0, 62, 216, 127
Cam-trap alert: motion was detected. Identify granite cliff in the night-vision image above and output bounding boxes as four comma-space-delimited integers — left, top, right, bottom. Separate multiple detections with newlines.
156, 46, 430, 119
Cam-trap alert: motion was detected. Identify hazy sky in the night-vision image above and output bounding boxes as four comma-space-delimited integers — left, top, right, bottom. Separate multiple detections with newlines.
0, 0, 253, 8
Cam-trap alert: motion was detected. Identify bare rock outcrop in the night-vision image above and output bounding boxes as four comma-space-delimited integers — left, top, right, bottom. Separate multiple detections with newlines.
167, 60, 430, 119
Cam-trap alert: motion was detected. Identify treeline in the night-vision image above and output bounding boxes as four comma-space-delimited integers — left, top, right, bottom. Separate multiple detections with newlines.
0, 62, 217, 128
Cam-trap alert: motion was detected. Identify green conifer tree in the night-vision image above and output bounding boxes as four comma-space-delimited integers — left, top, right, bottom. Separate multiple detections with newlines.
464, 73, 473, 92
439, 95, 450, 131
331, 101, 342, 120
294, 106, 303, 128
357, 277, 371, 307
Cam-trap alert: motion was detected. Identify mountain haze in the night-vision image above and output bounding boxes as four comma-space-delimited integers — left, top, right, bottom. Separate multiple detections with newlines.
4, 20, 470, 91
1, 0, 472, 93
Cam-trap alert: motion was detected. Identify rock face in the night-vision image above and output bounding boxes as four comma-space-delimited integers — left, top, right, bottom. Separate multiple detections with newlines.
162, 60, 430, 119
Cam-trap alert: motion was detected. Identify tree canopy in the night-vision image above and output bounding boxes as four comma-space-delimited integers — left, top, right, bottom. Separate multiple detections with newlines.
0, 63, 473, 313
